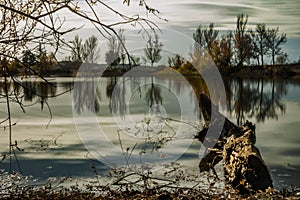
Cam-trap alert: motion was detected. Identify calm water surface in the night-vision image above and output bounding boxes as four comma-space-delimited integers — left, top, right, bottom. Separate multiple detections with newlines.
0, 76, 299, 189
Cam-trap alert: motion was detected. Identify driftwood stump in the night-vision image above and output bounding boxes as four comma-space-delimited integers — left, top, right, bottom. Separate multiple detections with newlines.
196, 94, 273, 193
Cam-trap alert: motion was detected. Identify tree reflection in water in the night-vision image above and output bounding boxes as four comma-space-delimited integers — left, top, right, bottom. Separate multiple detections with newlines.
182, 75, 287, 125
224, 78, 287, 125
0, 78, 74, 114
103, 76, 287, 126
73, 78, 101, 114
24, 81, 57, 110
9, 76, 288, 126
145, 76, 162, 108
107, 76, 127, 118
72, 76, 288, 135
104, 76, 172, 153
105, 76, 164, 119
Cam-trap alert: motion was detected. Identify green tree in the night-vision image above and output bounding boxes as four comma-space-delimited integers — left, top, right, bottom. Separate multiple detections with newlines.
276, 52, 288, 64
143, 34, 163, 66
22, 50, 37, 67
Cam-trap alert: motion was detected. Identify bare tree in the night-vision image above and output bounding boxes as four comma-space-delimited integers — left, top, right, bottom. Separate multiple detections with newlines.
105, 29, 125, 69
193, 24, 232, 71
254, 23, 269, 66
70, 35, 101, 63
193, 23, 219, 54
204, 23, 219, 55
234, 14, 252, 67
143, 34, 163, 66
193, 25, 206, 49
250, 30, 260, 66
83, 35, 100, 63
266, 27, 287, 65
36, 44, 56, 75
70, 35, 84, 62
221, 31, 234, 68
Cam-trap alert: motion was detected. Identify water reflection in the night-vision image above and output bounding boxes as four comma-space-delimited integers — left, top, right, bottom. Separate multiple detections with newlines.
0, 76, 289, 126
23, 81, 57, 110
225, 78, 287, 125
13, 75, 286, 127
0, 79, 64, 111
74, 76, 165, 119
145, 77, 162, 107
73, 78, 101, 114
107, 77, 127, 117
1, 76, 299, 187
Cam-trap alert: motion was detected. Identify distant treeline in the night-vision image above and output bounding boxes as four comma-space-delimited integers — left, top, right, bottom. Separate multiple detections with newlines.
1, 14, 299, 77
168, 14, 297, 75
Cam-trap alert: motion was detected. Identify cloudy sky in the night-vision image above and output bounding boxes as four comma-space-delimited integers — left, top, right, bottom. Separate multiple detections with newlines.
154, 0, 300, 36
66, 0, 300, 62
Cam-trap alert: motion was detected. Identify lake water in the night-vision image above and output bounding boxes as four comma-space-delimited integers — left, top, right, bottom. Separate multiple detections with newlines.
0, 75, 300, 189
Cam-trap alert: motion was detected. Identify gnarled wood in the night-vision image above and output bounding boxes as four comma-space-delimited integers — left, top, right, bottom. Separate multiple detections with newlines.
196, 94, 273, 193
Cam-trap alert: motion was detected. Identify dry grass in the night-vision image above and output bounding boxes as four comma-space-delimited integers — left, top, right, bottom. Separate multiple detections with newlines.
1, 171, 299, 200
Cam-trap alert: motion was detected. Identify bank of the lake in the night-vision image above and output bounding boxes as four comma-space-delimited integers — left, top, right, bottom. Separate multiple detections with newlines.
4, 62, 300, 80
228, 63, 300, 79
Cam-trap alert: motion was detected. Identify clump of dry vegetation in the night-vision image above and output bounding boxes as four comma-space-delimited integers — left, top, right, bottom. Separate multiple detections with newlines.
1, 167, 299, 200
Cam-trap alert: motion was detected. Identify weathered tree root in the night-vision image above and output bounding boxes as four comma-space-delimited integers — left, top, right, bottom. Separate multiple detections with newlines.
223, 121, 273, 193
196, 94, 273, 193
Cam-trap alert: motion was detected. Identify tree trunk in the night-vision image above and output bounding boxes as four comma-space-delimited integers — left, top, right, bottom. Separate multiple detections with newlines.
260, 41, 264, 67
196, 94, 273, 193
272, 50, 275, 65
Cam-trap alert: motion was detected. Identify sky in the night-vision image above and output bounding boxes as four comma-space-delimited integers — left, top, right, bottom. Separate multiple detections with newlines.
154, 0, 300, 36
64, 0, 300, 63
